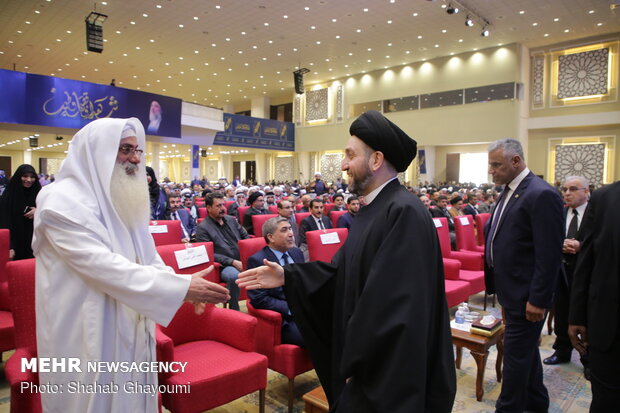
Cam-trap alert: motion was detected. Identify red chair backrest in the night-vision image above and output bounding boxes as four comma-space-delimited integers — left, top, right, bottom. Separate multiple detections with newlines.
0, 229, 11, 310
197, 217, 205, 225
306, 228, 348, 262
149, 220, 183, 246
252, 214, 278, 238
329, 210, 347, 228
238, 206, 251, 224
194, 201, 205, 208
475, 213, 491, 246
225, 200, 235, 210
156, 242, 220, 284
268, 205, 278, 214
432, 217, 452, 258
194, 197, 205, 203
295, 204, 304, 212
454, 215, 478, 251
323, 203, 335, 213
238, 238, 267, 271
7, 259, 37, 352
159, 302, 217, 346
294, 212, 311, 229
198, 207, 208, 218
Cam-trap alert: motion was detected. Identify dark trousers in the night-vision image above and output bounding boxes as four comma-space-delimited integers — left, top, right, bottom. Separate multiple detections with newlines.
552, 272, 573, 357
496, 308, 549, 413
589, 336, 620, 413
281, 320, 305, 348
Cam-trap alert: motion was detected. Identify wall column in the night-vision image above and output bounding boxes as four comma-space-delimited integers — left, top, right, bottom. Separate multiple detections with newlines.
251, 97, 270, 119
150, 142, 160, 179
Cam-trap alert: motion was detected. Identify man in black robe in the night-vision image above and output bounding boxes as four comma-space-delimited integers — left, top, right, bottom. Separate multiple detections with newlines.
238, 110, 456, 413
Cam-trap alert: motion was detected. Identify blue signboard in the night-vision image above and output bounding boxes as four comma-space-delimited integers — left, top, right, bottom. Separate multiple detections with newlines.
214, 113, 294, 151
418, 149, 427, 174
192, 145, 200, 168
0, 69, 182, 138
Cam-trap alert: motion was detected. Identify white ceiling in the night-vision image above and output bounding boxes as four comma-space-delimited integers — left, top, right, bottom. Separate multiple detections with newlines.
0, 0, 619, 153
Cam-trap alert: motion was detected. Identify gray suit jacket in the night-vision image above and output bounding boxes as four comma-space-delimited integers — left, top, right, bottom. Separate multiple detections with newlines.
195, 215, 249, 266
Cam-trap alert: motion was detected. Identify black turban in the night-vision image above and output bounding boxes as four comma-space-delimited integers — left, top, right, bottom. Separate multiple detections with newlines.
349, 110, 417, 172
248, 191, 262, 205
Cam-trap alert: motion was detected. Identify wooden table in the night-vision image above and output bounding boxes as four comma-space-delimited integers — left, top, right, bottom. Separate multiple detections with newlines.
451, 325, 505, 401
303, 385, 329, 413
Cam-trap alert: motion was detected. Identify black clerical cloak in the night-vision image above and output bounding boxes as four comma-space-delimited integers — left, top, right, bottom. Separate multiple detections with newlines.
284, 179, 456, 413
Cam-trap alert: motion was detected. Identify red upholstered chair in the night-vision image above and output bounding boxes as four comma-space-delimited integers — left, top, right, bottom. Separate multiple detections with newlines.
329, 210, 347, 228
323, 203, 335, 213
149, 220, 183, 246
306, 228, 348, 263
238, 206, 251, 226
442, 259, 471, 308
294, 212, 310, 230
197, 207, 207, 218
5, 258, 42, 413
268, 205, 278, 214
194, 201, 205, 208
238, 237, 268, 302
225, 200, 235, 210
0, 229, 15, 357
194, 197, 205, 203
475, 213, 491, 246
433, 218, 488, 307
295, 204, 304, 212
196, 217, 205, 225
252, 214, 278, 238
246, 302, 313, 413
156, 242, 222, 285
454, 214, 485, 254
157, 304, 268, 413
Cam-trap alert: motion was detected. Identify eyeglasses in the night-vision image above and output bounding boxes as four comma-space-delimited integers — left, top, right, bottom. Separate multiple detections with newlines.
118, 144, 144, 156
560, 186, 586, 193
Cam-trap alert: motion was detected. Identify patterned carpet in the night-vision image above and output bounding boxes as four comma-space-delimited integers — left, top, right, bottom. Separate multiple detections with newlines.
0, 293, 592, 412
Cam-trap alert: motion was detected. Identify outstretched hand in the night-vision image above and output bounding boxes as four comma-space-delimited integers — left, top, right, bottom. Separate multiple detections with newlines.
236, 259, 285, 290
184, 266, 230, 309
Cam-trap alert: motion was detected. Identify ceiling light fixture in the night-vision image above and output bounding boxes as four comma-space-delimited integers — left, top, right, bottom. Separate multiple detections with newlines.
481, 27, 490, 37
446, 4, 459, 14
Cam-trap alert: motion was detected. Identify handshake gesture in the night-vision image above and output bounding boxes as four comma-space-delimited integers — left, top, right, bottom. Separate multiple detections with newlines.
184, 266, 230, 314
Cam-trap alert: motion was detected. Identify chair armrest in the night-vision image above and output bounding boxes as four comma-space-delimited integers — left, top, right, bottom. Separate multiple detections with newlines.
155, 326, 175, 381
248, 306, 282, 356
449, 250, 483, 270
208, 307, 257, 352
0, 281, 10, 312
442, 258, 461, 280
205, 263, 221, 284
6, 347, 39, 385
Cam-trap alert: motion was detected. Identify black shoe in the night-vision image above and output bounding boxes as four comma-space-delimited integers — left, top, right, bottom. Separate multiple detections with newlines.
543, 352, 570, 365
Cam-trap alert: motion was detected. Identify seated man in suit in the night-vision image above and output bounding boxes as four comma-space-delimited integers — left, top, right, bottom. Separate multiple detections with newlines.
463, 192, 479, 216
299, 198, 333, 259
247, 217, 305, 347
337, 195, 360, 229
298, 194, 311, 213
195, 192, 250, 310
277, 199, 301, 247
431, 195, 456, 248
243, 191, 268, 235
166, 194, 195, 242
448, 195, 464, 218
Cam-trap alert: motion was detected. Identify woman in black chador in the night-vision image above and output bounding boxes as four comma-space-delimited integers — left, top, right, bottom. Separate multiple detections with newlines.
0, 164, 41, 260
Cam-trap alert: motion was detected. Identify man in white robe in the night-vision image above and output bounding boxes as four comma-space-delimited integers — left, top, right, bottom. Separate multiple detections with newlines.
32, 117, 229, 413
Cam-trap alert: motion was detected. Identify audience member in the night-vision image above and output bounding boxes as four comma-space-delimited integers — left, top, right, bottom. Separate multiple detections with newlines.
195, 192, 250, 310
277, 199, 301, 247
336, 195, 360, 229
146, 166, 167, 220
463, 192, 479, 216
243, 191, 268, 235
299, 198, 332, 259
332, 193, 346, 211
448, 195, 464, 218
166, 194, 195, 242
431, 194, 456, 248
247, 217, 305, 347
484, 138, 564, 413
227, 189, 247, 220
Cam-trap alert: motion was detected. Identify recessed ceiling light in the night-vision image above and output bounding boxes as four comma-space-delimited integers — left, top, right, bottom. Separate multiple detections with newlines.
264, 22, 269, 26
193, 16, 198, 20
413, 12, 418, 17
442, 29, 447, 33
553, 18, 559, 22
597, 22, 603, 26
356, 29, 361, 32
253, 45, 258, 49
156, 4, 162, 8
349, 52, 353, 56
304, 7, 309, 11
387, 43, 392, 46
405, 50, 410, 54
215, 5, 221, 9
130, 21, 135, 25
385, 55, 390, 58
588, 10, 594, 14
136, 46, 140, 50
123, 53, 128, 56
211, 43, 216, 47
417, 35, 423, 39
179, 24, 184, 28
335, 35, 340, 39
367, 59, 372, 62
519, 10, 525, 14
34, 10, 40, 14
387, 20, 392, 24
458, 38, 463, 42
142, 13, 148, 17
367, 48, 372, 51
116, 30, 121, 34
150, 39, 155, 42
435, 44, 439, 48
241, 31, 246, 35
332, 19, 337, 23
564, 29, 569, 32
283, 15, 288, 19
17, 30, 22, 34
293, 48, 298, 51
532, 22, 538, 26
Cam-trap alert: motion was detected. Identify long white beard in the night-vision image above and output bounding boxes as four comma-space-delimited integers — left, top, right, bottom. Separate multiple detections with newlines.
110, 162, 150, 231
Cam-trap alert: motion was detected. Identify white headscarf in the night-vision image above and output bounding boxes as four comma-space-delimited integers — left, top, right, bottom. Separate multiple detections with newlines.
34, 117, 155, 264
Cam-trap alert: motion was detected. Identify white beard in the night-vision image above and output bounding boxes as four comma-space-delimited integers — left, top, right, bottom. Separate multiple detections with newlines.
110, 162, 150, 231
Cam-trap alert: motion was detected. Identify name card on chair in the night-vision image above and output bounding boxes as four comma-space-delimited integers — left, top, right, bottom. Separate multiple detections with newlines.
459, 217, 470, 225
149, 225, 169, 234
320, 232, 340, 245
174, 245, 210, 269
433, 219, 443, 228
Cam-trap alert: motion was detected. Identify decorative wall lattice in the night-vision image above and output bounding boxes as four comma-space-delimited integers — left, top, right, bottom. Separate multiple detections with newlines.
274, 157, 294, 183
557, 48, 609, 99
532, 55, 545, 105
320, 153, 343, 185
555, 143, 605, 187
206, 160, 218, 180
45, 158, 63, 175
336, 84, 344, 122
305, 88, 329, 121
294, 95, 302, 126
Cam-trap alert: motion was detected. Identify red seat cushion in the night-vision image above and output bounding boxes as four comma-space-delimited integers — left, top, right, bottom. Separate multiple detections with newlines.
458, 270, 485, 295
0, 310, 15, 352
444, 280, 470, 308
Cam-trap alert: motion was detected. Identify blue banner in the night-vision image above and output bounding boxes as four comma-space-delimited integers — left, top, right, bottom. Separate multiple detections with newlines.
0, 69, 182, 138
418, 149, 427, 174
214, 113, 294, 151
192, 145, 200, 168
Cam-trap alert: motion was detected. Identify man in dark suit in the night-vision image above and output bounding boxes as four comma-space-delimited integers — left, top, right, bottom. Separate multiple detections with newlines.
462, 192, 479, 216
484, 138, 564, 413
431, 195, 456, 248
166, 194, 195, 242
569, 181, 620, 412
544, 176, 590, 366
195, 192, 250, 310
299, 198, 332, 259
277, 199, 301, 247
247, 217, 305, 347
332, 194, 347, 211
337, 196, 360, 229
